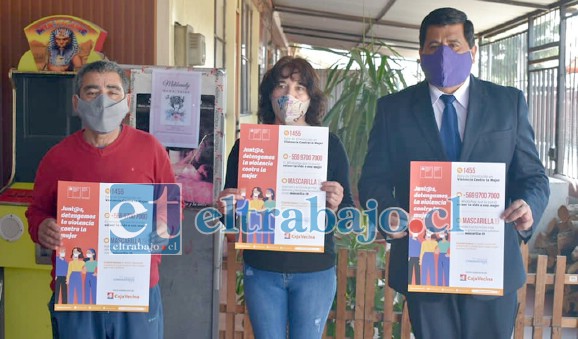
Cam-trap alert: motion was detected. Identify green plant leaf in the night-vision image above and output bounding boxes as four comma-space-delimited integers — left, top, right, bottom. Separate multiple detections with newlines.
322, 44, 407, 194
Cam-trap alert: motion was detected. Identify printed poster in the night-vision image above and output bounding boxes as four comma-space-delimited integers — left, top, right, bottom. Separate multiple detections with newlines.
150, 69, 202, 148
168, 96, 216, 207
407, 162, 505, 295
235, 124, 328, 252
131, 69, 216, 207
54, 181, 182, 312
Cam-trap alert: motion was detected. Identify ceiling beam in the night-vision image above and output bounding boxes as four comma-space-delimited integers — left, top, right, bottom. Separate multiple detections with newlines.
273, 4, 420, 30
283, 28, 420, 50
475, 0, 549, 9
477, 7, 546, 37
285, 31, 361, 44
282, 25, 419, 47
285, 31, 420, 51
477, 1, 576, 38
360, 0, 398, 45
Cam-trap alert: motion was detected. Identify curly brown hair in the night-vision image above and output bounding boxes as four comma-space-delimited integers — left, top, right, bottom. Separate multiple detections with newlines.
258, 56, 326, 126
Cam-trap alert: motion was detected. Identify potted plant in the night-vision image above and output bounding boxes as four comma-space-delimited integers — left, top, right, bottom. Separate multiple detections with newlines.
323, 45, 407, 193
322, 45, 409, 339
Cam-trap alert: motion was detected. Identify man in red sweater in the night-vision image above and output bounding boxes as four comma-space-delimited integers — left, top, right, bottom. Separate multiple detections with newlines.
26, 60, 175, 339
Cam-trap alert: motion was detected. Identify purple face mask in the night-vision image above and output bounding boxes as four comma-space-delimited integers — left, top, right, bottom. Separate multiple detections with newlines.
420, 45, 473, 88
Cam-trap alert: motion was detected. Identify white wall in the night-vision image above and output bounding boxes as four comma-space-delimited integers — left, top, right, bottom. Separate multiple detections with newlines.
155, 0, 262, 151
155, 0, 173, 65
155, 0, 216, 67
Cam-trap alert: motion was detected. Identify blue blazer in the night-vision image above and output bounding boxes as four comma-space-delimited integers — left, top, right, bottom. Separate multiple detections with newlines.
359, 76, 550, 294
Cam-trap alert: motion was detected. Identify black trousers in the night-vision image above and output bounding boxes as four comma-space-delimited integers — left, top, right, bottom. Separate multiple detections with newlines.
408, 257, 421, 285
54, 276, 67, 304
405, 291, 518, 339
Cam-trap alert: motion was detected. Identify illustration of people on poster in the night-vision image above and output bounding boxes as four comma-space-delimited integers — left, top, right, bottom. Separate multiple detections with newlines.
406, 220, 451, 287
408, 161, 505, 295
53, 246, 99, 305
235, 124, 329, 252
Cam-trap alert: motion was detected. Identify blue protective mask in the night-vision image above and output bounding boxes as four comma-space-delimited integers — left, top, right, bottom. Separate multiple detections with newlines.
420, 45, 473, 88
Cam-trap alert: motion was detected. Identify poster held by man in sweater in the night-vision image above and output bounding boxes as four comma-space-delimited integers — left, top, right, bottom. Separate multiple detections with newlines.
55, 181, 181, 311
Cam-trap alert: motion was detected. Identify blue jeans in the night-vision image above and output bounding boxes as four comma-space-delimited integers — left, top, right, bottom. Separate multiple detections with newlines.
48, 285, 163, 339
84, 272, 97, 304
243, 264, 337, 339
68, 271, 82, 304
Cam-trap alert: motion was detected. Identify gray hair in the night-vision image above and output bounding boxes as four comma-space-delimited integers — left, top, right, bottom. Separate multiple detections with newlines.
73, 60, 130, 95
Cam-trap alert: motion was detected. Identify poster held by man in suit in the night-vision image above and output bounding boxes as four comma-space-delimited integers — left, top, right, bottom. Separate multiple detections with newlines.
359, 7, 549, 339
408, 161, 506, 296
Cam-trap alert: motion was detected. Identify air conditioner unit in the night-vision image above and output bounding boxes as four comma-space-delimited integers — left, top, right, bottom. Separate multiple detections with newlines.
174, 24, 206, 66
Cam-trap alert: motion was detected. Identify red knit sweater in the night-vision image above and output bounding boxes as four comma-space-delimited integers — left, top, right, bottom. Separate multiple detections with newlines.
26, 125, 175, 291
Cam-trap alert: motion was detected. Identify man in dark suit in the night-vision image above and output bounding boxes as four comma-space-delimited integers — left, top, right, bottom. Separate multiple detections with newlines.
358, 7, 549, 339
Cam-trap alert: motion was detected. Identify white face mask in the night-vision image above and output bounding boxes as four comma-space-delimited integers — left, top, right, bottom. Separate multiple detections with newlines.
76, 94, 128, 134
86, 253, 93, 258
272, 95, 310, 125
73, 252, 79, 258
59, 252, 65, 258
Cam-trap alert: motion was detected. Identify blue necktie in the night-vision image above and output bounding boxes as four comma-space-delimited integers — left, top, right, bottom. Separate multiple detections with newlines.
440, 94, 461, 161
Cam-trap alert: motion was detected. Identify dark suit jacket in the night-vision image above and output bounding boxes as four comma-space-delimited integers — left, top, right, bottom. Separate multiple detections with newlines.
358, 75, 550, 294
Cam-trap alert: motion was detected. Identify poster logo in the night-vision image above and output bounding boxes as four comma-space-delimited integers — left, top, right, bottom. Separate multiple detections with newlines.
108, 184, 182, 255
